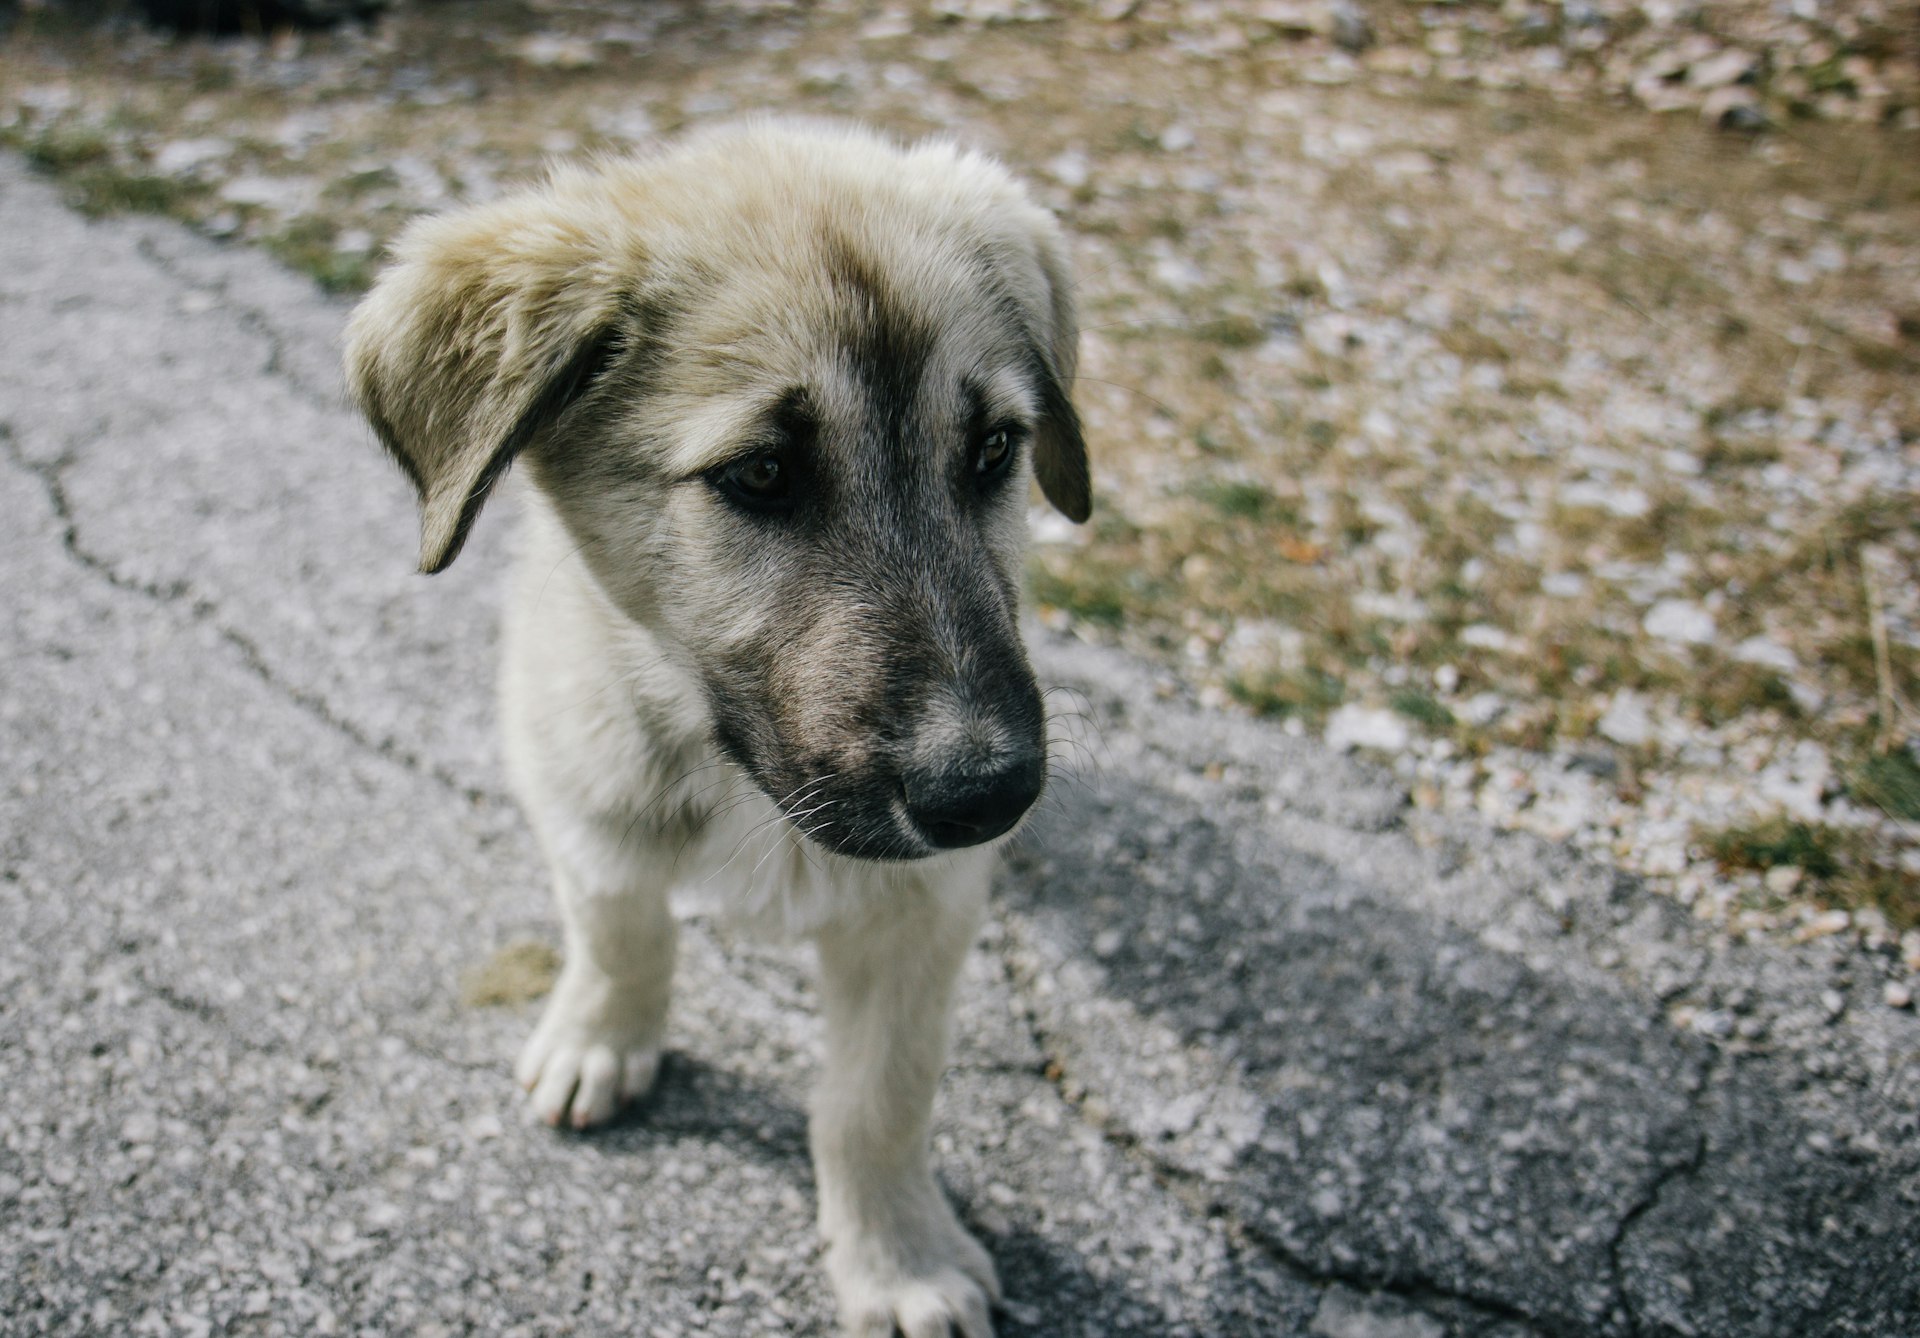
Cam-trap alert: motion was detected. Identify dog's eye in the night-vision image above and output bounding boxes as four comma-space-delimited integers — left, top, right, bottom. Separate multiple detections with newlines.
713, 451, 798, 512
972, 428, 1018, 480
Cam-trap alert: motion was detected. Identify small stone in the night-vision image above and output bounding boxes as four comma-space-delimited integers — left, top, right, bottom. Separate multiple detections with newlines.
1597, 692, 1653, 748
1701, 85, 1762, 128
1885, 981, 1913, 1010
1732, 637, 1798, 672
515, 34, 601, 67
1766, 864, 1806, 896
1459, 624, 1516, 652
1688, 48, 1755, 89
152, 137, 232, 175
1644, 600, 1715, 646
1459, 692, 1507, 727
1045, 150, 1090, 189
1330, 1, 1374, 52
1325, 705, 1411, 753
1821, 988, 1847, 1020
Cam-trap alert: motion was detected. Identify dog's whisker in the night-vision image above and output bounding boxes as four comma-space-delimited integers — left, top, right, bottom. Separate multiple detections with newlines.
1065, 375, 1179, 419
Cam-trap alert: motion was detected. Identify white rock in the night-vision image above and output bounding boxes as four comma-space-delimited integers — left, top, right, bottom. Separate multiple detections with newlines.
515, 34, 600, 67
1688, 48, 1755, 88
1325, 705, 1411, 753
152, 137, 232, 176
1459, 624, 1517, 652
1732, 637, 1798, 672
218, 174, 313, 212
1644, 599, 1715, 645
1046, 150, 1090, 189
1597, 692, 1654, 747
1560, 479, 1651, 518
1459, 692, 1507, 727
1028, 508, 1083, 546
1224, 619, 1307, 674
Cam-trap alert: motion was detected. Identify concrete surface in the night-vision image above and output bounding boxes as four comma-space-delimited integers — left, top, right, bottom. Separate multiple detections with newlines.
1, 155, 1916, 1337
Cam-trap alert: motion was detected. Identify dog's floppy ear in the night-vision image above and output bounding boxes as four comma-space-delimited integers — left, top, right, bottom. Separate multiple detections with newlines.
345, 189, 630, 574
1022, 223, 1090, 524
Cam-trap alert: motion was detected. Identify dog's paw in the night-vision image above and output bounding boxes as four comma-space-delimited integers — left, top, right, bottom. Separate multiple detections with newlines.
514, 968, 663, 1129
826, 1201, 1001, 1338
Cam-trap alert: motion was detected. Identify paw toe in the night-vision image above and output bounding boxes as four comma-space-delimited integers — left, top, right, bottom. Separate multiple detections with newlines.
527, 1046, 583, 1126
897, 1273, 993, 1338
569, 1046, 622, 1128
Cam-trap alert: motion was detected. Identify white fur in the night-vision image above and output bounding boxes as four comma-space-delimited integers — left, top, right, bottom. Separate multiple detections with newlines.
347, 121, 1089, 1337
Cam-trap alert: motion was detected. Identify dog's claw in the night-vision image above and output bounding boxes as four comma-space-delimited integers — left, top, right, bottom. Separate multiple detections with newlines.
520, 1038, 661, 1128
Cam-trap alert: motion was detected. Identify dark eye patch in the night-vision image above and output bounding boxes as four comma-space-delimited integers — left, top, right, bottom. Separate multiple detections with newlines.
707, 387, 817, 517
960, 375, 1029, 495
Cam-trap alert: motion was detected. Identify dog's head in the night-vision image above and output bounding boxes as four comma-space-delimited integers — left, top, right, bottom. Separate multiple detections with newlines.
346, 121, 1088, 862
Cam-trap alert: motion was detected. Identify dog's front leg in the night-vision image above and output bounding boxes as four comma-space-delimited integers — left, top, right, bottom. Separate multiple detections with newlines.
514, 838, 677, 1130
811, 862, 999, 1338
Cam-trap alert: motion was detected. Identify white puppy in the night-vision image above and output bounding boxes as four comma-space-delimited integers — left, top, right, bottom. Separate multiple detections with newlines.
344, 120, 1088, 1337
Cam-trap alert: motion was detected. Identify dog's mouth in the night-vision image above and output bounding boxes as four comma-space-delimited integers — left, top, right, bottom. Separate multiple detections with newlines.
751, 762, 1041, 863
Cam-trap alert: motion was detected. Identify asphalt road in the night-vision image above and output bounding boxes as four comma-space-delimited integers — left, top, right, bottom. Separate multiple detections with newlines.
2, 156, 1916, 1337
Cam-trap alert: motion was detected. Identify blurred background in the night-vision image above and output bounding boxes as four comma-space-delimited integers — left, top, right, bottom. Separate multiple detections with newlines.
3, 0, 1916, 960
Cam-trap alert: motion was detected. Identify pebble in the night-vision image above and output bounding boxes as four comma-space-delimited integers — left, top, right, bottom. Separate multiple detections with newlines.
1325, 705, 1411, 754
1643, 600, 1715, 646
1597, 693, 1653, 748
1885, 981, 1913, 1010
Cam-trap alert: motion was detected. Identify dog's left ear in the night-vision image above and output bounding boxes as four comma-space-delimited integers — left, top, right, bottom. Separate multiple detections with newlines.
1018, 220, 1091, 524
345, 187, 630, 574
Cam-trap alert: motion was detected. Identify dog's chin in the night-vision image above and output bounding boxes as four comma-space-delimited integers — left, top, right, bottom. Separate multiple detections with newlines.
781, 794, 1034, 865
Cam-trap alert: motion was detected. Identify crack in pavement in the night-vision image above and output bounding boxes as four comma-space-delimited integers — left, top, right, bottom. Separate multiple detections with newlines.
0, 422, 506, 812
981, 909, 1551, 1334
1606, 1122, 1712, 1338
132, 233, 345, 415
986, 900, 1739, 1338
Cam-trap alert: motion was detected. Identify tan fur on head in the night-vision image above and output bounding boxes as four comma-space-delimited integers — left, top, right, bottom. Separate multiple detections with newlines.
345, 119, 1089, 574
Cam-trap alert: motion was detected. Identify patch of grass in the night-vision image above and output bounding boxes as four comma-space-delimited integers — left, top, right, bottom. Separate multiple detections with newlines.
1193, 480, 1293, 522
323, 166, 402, 201
1193, 314, 1265, 348
1228, 667, 1345, 721
1852, 749, 1920, 822
1391, 690, 1456, 729
1827, 863, 1920, 932
264, 217, 377, 294
1698, 661, 1799, 725
1703, 817, 1841, 879
460, 939, 559, 1008
64, 167, 203, 218
1028, 561, 1131, 627
24, 122, 111, 171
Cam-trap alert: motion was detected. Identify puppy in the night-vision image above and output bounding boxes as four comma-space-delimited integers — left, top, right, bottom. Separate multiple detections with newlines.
344, 120, 1087, 1337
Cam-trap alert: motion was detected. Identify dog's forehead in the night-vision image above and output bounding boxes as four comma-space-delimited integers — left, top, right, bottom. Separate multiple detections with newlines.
651, 224, 1040, 475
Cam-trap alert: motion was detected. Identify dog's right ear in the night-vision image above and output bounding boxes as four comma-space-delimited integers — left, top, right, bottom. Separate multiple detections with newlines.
345, 189, 631, 574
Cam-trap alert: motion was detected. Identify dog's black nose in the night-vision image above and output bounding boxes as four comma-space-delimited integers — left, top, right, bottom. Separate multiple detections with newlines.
903, 752, 1044, 849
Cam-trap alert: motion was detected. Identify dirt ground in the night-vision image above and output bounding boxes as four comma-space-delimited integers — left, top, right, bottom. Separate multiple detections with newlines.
3, 0, 1917, 984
